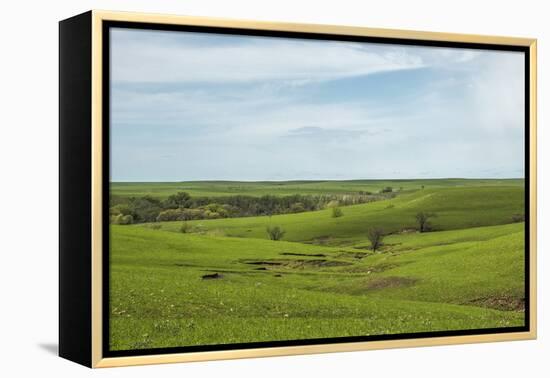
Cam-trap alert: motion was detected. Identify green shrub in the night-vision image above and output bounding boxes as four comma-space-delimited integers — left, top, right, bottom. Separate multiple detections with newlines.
266, 226, 286, 241
111, 214, 133, 225
332, 207, 343, 218
109, 204, 132, 216
129, 196, 162, 223
180, 222, 190, 233
156, 208, 186, 222
120, 215, 133, 225
163, 191, 191, 209
290, 202, 305, 213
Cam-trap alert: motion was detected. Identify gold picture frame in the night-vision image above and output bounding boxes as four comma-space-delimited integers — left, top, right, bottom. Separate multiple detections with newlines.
59, 10, 537, 368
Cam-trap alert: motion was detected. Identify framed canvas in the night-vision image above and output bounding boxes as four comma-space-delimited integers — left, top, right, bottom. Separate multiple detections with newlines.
59, 10, 537, 368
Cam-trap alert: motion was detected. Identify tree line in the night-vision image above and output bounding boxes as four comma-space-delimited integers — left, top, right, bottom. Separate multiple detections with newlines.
110, 190, 395, 224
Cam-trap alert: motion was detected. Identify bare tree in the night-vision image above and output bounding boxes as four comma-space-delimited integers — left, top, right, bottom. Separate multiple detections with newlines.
367, 227, 385, 252
415, 212, 436, 232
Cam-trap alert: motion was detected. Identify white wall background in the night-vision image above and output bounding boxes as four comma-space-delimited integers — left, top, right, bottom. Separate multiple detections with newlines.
0, 0, 547, 376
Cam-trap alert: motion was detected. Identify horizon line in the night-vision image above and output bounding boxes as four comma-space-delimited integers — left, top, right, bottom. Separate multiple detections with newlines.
110, 177, 525, 184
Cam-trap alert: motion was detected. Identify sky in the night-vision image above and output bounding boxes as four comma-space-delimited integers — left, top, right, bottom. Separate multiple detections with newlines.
110, 28, 525, 182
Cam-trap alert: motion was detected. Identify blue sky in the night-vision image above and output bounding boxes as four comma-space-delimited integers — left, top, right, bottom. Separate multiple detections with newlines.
110, 28, 525, 182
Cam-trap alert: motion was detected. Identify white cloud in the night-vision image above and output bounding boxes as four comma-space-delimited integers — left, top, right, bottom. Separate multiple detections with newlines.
111, 28, 478, 85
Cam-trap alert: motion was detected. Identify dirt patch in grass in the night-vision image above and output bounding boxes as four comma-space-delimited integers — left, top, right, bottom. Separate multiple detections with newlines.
280, 252, 326, 257
243, 260, 283, 266
365, 276, 418, 290
201, 269, 262, 275
336, 251, 368, 259
466, 296, 525, 311
201, 273, 223, 280
301, 260, 352, 268
240, 258, 352, 269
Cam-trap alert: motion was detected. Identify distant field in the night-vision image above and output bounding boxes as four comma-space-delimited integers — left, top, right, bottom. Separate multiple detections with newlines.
110, 178, 524, 198
109, 179, 526, 351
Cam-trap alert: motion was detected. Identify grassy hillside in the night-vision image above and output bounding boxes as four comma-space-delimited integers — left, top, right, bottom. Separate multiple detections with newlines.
145, 186, 524, 245
111, 178, 524, 199
109, 180, 526, 351
110, 222, 524, 350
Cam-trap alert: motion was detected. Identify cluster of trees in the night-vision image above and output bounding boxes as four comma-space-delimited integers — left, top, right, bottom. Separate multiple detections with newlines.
110, 191, 392, 224
109, 195, 236, 224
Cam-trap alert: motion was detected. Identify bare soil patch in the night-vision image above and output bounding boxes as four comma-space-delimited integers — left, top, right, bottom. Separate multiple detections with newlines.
280, 252, 326, 257
201, 272, 223, 280
466, 296, 525, 311
336, 251, 368, 259
240, 258, 352, 269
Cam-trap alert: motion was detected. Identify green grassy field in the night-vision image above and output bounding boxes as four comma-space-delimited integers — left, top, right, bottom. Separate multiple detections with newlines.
109, 180, 526, 350
111, 178, 524, 198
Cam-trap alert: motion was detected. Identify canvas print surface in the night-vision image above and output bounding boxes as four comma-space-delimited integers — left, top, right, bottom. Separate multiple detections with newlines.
108, 27, 526, 352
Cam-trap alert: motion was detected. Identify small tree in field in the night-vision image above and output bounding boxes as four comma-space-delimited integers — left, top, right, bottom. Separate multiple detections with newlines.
367, 227, 385, 252
415, 211, 436, 232
266, 226, 286, 241
332, 207, 343, 218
